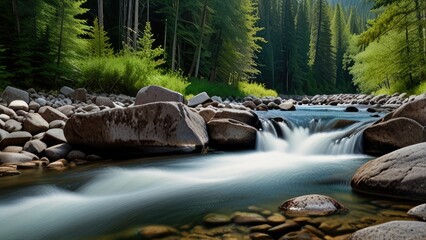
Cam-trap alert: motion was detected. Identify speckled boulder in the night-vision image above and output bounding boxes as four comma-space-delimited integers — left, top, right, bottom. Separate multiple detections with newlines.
64, 102, 208, 153
392, 97, 426, 125
279, 194, 348, 216
408, 204, 426, 221
135, 85, 184, 105
351, 143, 426, 201
350, 221, 426, 240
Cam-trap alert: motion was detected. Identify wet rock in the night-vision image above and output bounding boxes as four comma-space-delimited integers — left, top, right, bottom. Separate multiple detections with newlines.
2, 86, 29, 104
0, 166, 20, 177
279, 194, 348, 216
42, 128, 67, 144
351, 142, 426, 201
363, 117, 426, 156
256, 103, 268, 111
15, 162, 39, 169
345, 106, 359, 112
64, 102, 208, 153
45, 143, 73, 161
66, 150, 87, 161
138, 225, 179, 239
0, 152, 33, 164
250, 224, 272, 233
4, 119, 22, 132
9, 100, 29, 112
392, 97, 426, 125
349, 221, 426, 240
38, 106, 68, 122
408, 204, 426, 221
202, 214, 231, 226
47, 159, 68, 169
0, 131, 32, 149
267, 214, 286, 226
22, 113, 49, 134
249, 232, 273, 240
279, 229, 321, 240
232, 212, 267, 225
267, 102, 279, 110
208, 119, 257, 150
268, 220, 300, 236
23, 140, 47, 155
188, 92, 211, 107
3, 146, 23, 153
135, 85, 184, 105
213, 108, 259, 127
243, 101, 257, 110
86, 154, 102, 161
73, 88, 87, 102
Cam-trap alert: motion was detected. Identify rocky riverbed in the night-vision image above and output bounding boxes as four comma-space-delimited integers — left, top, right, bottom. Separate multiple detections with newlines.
0, 85, 426, 239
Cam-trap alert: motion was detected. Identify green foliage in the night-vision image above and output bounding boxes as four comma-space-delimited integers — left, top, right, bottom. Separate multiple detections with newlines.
137, 22, 165, 67
186, 78, 277, 98
86, 18, 113, 57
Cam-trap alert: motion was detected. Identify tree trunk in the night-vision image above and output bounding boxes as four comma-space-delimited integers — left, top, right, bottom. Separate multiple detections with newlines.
147, 0, 150, 22
164, 18, 168, 52
171, 0, 179, 71
97, 0, 104, 27
126, 0, 133, 46
209, 29, 222, 81
405, 17, 414, 86
56, 0, 66, 81
265, 0, 275, 89
12, 0, 20, 35
133, 0, 139, 49
414, 0, 425, 79
314, 0, 323, 88
189, 0, 208, 77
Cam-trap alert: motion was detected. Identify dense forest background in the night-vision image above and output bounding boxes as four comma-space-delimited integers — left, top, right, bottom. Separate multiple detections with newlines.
0, 0, 425, 96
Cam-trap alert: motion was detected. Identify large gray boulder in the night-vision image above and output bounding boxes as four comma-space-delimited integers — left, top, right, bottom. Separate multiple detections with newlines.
351, 143, 426, 201
64, 102, 208, 153
350, 221, 426, 240
363, 117, 426, 156
2, 86, 29, 104
407, 204, 426, 221
135, 86, 184, 105
212, 108, 259, 127
207, 118, 257, 150
392, 97, 426, 126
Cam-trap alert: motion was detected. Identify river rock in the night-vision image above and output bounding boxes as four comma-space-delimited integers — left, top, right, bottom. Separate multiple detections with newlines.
38, 106, 68, 122
23, 140, 47, 155
345, 106, 359, 112
279, 194, 348, 216
392, 97, 426, 125
0, 105, 17, 118
249, 232, 273, 240
73, 88, 87, 102
0, 131, 32, 149
64, 102, 208, 153
0, 129, 8, 141
45, 143, 73, 161
56, 105, 75, 117
408, 204, 426, 221
349, 221, 426, 240
49, 120, 66, 129
60, 86, 74, 97
363, 117, 426, 156
8, 100, 29, 112
135, 85, 184, 105
95, 96, 115, 108
207, 119, 257, 150
0, 152, 33, 164
138, 225, 179, 239
198, 108, 217, 123
202, 214, 231, 226
212, 108, 259, 127
42, 128, 67, 144
351, 143, 426, 201
268, 220, 300, 236
66, 150, 87, 161
4, 119, 22, 132
22, 113, 49, 134
2, 86, 29, 104
0, 166, 20, 177
188, 92, 211, 107
3, 146, 23, 153
232, 212, 267, 225
279, 101, 296, 111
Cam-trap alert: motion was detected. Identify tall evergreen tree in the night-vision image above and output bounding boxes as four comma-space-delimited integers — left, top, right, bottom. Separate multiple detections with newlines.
281, 0, 296, 93
86, 17, 113, 57
308, 0, 336, 93
331, 3, 349, 90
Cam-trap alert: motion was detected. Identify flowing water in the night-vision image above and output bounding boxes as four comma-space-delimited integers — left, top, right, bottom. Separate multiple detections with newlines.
0, 106, 418, 239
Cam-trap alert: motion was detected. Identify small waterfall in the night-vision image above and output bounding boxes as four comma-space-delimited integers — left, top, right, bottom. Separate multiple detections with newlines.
257, 118, 369, 155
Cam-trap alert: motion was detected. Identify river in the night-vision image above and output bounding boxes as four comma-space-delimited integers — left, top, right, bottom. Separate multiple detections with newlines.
0, 106, 416, 239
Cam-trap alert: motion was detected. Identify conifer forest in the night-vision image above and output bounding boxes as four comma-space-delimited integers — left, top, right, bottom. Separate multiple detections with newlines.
0, 0, 425, 96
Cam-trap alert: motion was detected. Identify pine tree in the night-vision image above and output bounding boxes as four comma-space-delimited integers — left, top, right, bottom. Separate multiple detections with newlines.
137, 22, 165, 67
281, 0, 296, 93
308, 0, 336, 93
331, 3, 349, 90
86, 17, 113, 57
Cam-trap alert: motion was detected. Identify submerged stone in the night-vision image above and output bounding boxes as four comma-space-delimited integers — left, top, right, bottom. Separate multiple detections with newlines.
279, 194, 348, 217
350, 221, 426, 240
